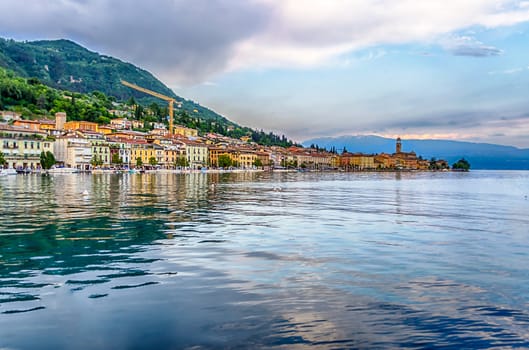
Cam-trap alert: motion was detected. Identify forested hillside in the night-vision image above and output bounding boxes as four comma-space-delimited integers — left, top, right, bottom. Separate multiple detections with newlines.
0, 64, 296, 146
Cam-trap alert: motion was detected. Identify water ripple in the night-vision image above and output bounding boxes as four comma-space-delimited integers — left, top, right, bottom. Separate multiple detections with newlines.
1, 171, 529, 348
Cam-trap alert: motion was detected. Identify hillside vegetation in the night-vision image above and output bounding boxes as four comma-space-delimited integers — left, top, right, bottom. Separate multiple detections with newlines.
0, 38, 296, 146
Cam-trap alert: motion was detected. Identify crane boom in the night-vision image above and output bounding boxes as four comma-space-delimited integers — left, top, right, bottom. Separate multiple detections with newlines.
121, 80, 175, 134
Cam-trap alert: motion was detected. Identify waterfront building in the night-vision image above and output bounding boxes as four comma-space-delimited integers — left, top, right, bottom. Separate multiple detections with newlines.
340, 152, 375, 170
393, 137, 419, 169
89, 136, 111, 167
230, 148, 257, 169
207, 146, 225, 167
152, 138, 185, 168
179, 140, 208, 169
107, 138, 132, 167
162, 145, 183, 168
0, 124, 53, 170
330, 154, 340, 168
374, 153, 395, 169
130, 142, 164, 167
256, 151, 271, 168
350, 153, 375, 170
54, 132, 92, 170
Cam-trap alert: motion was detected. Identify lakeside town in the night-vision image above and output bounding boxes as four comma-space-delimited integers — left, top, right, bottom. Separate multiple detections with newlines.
0, 109, 453, 174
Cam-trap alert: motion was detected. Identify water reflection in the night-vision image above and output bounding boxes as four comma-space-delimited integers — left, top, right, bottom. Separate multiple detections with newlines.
1, 171, 529, 348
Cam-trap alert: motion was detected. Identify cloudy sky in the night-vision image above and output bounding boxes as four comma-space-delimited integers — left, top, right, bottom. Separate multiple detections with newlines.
2, 0, 529, 147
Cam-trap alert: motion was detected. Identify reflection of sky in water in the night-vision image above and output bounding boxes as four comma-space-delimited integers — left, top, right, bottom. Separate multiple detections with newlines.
0, 171, 529, 348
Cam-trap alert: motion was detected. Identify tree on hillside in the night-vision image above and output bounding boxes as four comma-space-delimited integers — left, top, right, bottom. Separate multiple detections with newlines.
40, 151, 55, 169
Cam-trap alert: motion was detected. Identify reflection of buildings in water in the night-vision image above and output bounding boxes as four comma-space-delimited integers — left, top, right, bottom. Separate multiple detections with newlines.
395, 188, 402, 217
184, 173, 209, 201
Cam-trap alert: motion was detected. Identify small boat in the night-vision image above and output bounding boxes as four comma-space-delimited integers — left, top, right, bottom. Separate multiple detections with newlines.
47, 167, 79, 174
0, 168, 17, 176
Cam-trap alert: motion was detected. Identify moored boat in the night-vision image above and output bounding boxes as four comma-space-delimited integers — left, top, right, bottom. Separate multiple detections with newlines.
0, 168, 17, 176
47, 167, 79, 174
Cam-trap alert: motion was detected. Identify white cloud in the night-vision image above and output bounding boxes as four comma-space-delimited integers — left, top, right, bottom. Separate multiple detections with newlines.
442, 35, 504, 56
228, 0, 529, 72
488, 67, 525, 74
1, 0, 529, 83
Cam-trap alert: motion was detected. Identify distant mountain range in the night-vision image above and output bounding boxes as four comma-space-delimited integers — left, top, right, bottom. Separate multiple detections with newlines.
303, 135, 529, 170
0, 37, 230, 124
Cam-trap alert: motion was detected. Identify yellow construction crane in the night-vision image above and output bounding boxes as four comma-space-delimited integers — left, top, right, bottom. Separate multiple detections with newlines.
121, 80, 179, 135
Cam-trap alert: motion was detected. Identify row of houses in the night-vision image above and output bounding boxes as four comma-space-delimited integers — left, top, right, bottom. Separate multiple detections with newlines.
1, 112, 439, 171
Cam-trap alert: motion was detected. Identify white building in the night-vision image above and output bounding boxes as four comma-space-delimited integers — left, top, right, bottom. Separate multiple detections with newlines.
54, 132, 92, 170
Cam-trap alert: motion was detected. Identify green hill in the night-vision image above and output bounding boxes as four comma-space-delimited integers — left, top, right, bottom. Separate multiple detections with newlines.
0, 38, 297, 147
0, 37, 228, 124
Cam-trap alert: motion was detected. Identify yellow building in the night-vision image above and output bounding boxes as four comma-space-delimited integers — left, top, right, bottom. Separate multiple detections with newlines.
229, 149, 257, 168
130, 142, 164, 167
98, 126, 114, 135
350, 153, 375, 170
0, 125, 54, 170
330, 155, 340, 168
173, 125, 198, 138
13, 119, 41, 131
39, 119, 56, 131
91, 139, 111, 167
64, 121, 99, 133
340, 152, 375, 170
256, 151, 271, 167
208, 146, 225, 168
374, 153, 395, 169
179, 141, 208, 169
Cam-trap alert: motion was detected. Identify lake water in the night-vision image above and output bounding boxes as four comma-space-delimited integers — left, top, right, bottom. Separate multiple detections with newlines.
1, 171, 529, 349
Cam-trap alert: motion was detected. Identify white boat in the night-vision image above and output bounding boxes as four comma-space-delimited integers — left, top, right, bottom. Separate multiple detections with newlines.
0, 168, 17, 176
47, 167, 79, 174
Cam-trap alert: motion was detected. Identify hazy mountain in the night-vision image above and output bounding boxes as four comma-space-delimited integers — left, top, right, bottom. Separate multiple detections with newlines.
303, 135, 529, 169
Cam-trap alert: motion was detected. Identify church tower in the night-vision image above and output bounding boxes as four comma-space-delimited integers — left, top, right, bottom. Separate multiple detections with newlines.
396, 137, 402, 154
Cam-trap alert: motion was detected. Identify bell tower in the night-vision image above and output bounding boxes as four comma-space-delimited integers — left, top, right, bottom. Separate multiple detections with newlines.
396, 137, 402, 154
